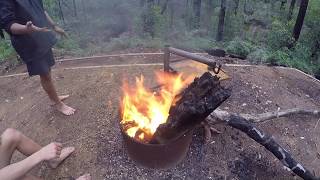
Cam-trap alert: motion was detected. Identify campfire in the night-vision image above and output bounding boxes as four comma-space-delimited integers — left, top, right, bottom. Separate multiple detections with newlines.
121, 71, 194, 143
119, 47, 319, 179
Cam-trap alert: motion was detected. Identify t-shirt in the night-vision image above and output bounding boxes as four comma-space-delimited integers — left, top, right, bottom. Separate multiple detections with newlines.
0, 0, 57, 62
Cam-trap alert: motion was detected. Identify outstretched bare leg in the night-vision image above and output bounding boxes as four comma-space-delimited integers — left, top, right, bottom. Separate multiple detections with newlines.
40, 71, 76, 116
0, 129, 76, 179
0, 128, 41, 168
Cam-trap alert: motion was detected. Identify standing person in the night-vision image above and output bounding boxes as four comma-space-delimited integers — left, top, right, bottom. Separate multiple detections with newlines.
0, 128, 91, 180
0, 0, 75, 115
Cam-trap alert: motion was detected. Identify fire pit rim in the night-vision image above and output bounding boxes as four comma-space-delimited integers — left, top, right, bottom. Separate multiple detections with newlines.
120, 124, 194, 146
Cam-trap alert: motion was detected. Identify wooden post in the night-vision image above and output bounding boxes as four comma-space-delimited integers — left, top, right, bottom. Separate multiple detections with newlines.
164, 45, 170, 72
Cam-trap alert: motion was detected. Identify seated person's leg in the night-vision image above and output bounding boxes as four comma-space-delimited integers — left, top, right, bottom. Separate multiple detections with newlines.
0, 128, 23, 168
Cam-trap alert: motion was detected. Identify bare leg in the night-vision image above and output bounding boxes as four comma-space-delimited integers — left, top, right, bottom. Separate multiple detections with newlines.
0, 128, 41, 168
40, 72, 76, 116
1, 129, 75, 178
0, 129, 43, 179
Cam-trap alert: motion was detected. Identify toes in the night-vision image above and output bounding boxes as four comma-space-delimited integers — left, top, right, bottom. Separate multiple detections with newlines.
64, 147, 75, 154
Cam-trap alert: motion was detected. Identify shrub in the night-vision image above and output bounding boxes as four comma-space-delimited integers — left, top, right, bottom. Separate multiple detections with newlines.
247, 48, 270, 64
267, 49, 290, 66
226, 38, 254, 57
267, 20, 294, 50
0, 39, 15, 62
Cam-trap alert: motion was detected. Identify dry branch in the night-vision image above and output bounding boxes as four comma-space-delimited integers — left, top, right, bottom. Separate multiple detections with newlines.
240, 108, 320, 123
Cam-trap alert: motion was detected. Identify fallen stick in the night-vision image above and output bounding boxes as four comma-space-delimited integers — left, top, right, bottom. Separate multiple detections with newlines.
207, 109, 320, 180
239, 108, 320, 123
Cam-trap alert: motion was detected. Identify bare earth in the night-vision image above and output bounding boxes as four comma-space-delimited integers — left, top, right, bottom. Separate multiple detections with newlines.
0, 53, 319, 180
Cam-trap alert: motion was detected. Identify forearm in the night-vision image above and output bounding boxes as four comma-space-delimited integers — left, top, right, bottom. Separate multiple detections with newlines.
0, 152, 43, 180
44, 11, 56, 27
9, 23, 30, 35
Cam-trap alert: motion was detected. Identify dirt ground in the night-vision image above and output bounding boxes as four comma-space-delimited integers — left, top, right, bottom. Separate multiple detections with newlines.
0, 53, 319, 180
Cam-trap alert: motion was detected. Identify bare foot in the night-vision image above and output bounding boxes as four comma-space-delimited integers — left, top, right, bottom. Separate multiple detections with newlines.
48, 147, 75, 169
55, 102, 76, 116
76, 174, 91, 180
59, 95, 70, 101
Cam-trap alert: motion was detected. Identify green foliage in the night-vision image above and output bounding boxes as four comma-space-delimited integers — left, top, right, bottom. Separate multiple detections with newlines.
266, 44, 315, 74
267, 20, 294, 50
267, 49, 291, 66
55, 36, 82, 55
0, 40, 15, 62
247, 48, 270, 64
226, 38, 254, 57
138, 5, 167, 38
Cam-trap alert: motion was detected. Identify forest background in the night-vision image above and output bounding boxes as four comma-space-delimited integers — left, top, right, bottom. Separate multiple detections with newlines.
0, 0, 319, 76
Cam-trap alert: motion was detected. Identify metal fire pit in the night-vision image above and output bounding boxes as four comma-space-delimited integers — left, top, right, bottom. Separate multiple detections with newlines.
121, 127, 193, 169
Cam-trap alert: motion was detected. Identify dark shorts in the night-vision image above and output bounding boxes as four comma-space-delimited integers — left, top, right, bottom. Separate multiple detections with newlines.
26, 49, 55, 76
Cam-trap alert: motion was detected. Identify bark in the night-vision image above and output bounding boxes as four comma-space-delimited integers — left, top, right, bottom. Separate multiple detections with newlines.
287, 0, 296, 20
216, 0, 226, 41
193, 0, 202, 29
292, 0, 309, 41
150, 72, 231, 144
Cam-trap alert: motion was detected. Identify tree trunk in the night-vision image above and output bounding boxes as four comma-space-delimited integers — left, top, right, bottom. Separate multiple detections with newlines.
72, 0, 77, 17
204, 0, 214, 30
292, 0, 309, 41
140, 0, 145, 7
234, 0, 240, 15
216, 0, 226, 41
287, 0, 296, 21
57, 0, 65, 23
193, 0, 202, 29
280, 0, 287, 10
161, 0, 170, 14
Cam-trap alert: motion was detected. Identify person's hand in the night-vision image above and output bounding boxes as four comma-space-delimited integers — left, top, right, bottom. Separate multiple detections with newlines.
25, 21, 50, 33
53, 26, 67, 37
37, 142, 62, 161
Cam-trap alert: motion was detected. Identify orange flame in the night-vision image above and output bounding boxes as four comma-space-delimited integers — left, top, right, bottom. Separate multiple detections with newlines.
121, 71, 193, 142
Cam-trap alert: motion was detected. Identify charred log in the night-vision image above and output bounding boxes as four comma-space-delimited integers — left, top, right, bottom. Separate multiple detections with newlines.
228, 53, 246, 60
150, 72, 231, 144
227, 115, 318, 180
205, 49, 226, 57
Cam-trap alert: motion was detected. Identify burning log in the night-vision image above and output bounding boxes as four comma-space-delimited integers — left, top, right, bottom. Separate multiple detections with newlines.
150, 72, 231, 144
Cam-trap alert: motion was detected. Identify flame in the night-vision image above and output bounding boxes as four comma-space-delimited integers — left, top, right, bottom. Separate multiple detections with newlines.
121, 71, 193, 142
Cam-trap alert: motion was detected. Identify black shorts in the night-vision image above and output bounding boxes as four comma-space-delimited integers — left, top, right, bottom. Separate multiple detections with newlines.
26, 49, 55, 76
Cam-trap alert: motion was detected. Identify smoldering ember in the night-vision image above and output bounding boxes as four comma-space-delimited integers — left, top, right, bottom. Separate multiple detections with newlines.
1, 1, 320, 180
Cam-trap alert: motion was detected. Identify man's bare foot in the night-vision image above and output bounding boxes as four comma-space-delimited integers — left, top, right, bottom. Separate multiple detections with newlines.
48, 147, 75, 168
55, 102, 76, 116
59, 95, 70, 101
76, 174, 91, 180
